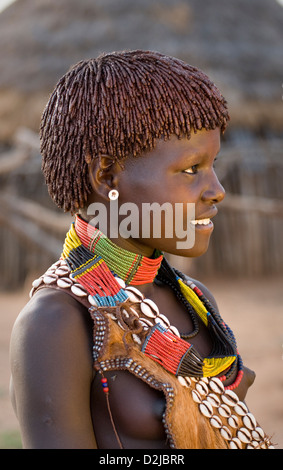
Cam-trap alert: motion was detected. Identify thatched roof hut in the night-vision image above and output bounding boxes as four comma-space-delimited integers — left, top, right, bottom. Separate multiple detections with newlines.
0, 0, 283, 141
0, 0, 283, 288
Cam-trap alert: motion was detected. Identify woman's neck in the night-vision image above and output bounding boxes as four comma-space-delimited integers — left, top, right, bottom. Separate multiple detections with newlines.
74, 215, 163, 286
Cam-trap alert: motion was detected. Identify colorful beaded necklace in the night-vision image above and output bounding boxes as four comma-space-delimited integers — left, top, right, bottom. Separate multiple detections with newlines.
62, 215, 242, 381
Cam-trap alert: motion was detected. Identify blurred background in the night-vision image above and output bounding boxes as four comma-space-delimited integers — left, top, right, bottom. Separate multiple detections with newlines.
0, 0, 282, 449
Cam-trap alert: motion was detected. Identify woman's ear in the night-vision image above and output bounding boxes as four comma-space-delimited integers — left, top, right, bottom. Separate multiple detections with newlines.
88, 155, 120, 200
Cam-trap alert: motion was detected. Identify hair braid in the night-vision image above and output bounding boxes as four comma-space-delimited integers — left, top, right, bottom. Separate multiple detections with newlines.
40, 50, 229, 213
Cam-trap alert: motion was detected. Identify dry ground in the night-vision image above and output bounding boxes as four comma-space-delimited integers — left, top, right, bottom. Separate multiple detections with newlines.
0, 276, 282, 448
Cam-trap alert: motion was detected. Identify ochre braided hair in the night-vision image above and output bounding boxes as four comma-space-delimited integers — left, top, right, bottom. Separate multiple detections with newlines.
40, 50, 229, 213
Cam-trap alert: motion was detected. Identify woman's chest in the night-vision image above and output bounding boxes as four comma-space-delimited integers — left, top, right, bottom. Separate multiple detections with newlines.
90, 369, 169, 449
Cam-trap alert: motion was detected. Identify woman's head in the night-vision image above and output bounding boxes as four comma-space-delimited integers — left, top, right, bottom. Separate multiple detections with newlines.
40, 50, 229, 214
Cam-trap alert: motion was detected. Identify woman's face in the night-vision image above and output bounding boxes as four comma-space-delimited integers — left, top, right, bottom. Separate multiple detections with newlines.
114, 127, 225, 258
86, 127, 225, 258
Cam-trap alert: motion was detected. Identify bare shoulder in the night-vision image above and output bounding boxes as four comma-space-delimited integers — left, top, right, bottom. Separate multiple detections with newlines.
11, 287, 93, 362
10, 287, 96, 448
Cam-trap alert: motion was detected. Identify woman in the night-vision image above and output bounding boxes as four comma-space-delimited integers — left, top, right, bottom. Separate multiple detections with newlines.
10, 50, 273, 449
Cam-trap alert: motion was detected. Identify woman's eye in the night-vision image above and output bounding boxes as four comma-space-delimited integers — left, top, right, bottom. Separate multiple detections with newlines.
183, 165, 198, 175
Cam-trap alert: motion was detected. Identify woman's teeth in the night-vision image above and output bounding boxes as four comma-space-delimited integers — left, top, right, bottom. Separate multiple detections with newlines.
191, 218, 211, 226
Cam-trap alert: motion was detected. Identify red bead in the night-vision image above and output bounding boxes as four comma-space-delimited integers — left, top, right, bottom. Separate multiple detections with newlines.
101, 377, 108, 383
103, 387, 109, 393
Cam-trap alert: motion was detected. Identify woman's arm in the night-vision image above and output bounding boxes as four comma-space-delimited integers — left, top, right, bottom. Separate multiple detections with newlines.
10, 288, 97, 449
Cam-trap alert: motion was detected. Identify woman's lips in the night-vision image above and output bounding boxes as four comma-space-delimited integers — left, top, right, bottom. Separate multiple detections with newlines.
190, 218, 212, 226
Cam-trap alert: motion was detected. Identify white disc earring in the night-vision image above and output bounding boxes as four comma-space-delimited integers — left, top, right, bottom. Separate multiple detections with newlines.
108, 189, 119, 200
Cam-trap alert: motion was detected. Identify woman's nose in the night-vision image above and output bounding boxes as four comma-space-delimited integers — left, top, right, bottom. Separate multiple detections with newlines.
201, 172, 225, 204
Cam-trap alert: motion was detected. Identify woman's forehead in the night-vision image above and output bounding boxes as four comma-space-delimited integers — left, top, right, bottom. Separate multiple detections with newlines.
124, 128, 221, 168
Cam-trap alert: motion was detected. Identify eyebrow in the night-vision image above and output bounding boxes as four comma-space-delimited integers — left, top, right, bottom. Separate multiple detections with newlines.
177, 146, 221, 166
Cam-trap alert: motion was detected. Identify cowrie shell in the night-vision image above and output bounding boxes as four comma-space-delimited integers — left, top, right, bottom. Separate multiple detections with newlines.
142, 298, 159, 314
138, 320, 150, 331
140, 302, 157, 318
178, 376, 189, 387
237, 427, 252, 444
209, 377, 225, 394
129, 306, 140, 318
139, 317, 153, 326
132, 334, 142, 345
59, 259, 68, 266
228, 415, 239, 429
71, 285, 88, 297
218, 404, 232, 418
45, 269, 57, 276
200, 377, 209, 384
247, 441, 260, 449
126, 290, 142, 303
184, 377, 192, 387
207, 393, 221, 408
32, 278, 43, 288
117, 320, 126, 330
221, 390, 239, 407
220, 426, 232, 441
234, 402, 249, 416
115, 277, 126, 289
252, 427, 265, 441
243, 412, 257, 430
196, 381, 209, 396
199, 400, 213, 418
169, 325, 180, 337
229, 438, 242, 449
57, 278, 72, 288
192, 389, 202, 403
158, 313, 170, 327
210, 415, 222, 429
154, 317, 168, 329
43, 274, 58, 284
88, 295, 98, 307
55, 268, 70, 276
125, 286, 144, 301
